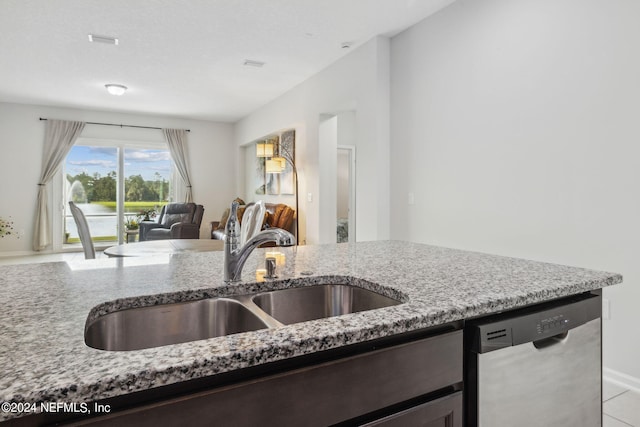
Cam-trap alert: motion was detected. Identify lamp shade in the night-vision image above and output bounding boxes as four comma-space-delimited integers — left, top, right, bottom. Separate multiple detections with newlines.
256, 142, 274, 157
266, 157, 286, 173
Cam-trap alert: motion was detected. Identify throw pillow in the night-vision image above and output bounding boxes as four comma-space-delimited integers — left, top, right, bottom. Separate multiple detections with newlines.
217, 208, 230, 230
237, 206, 247, 225
277, 207, 295, 231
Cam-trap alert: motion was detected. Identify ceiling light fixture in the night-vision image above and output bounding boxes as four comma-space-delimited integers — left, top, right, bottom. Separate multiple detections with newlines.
105, 84, 127, 96
88, 34, 119, 45
243, 59, 265, 68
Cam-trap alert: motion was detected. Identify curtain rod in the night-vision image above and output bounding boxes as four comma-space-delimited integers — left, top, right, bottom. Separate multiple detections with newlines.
39, 118, 190, 132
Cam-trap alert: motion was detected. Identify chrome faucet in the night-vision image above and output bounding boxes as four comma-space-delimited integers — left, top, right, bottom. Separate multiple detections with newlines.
223, 201, 296, 283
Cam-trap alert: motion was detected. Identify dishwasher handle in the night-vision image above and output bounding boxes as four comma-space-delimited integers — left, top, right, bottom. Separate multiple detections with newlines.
533, 331, 569, 349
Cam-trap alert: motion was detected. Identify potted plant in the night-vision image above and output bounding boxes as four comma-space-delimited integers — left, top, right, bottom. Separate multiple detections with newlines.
124, 216, 139, 231
124, 216, 140, 243
138, 208, 157, 222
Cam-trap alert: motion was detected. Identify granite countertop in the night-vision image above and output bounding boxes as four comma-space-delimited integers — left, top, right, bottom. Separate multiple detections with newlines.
0, 241, 622, 420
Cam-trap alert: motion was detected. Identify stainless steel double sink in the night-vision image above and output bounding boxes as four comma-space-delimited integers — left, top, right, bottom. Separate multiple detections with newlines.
85, 284, 401, 351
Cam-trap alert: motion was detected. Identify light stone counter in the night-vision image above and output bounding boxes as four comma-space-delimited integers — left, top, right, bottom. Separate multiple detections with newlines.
0, 241, 622, 421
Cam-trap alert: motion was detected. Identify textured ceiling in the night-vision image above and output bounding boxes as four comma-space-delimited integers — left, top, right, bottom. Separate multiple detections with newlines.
0, 0, 454, 122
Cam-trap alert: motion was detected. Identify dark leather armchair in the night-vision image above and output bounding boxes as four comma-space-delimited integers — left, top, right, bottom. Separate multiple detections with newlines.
139, 203, 204, 241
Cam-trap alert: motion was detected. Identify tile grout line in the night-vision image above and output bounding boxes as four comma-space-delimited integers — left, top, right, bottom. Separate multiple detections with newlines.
604, 389, 630, 403
604, 414, 634, 427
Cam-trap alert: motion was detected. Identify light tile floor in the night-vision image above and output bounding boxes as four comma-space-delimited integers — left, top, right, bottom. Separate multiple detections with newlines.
604, 381, 640, 427
0, 250, 103, 265
1, 253, 639, 425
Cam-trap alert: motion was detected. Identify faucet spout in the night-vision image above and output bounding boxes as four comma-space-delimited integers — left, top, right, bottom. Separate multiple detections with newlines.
223, 202, 296, 283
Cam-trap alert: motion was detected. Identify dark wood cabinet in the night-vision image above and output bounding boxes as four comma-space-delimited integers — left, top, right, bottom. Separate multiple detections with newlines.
67, 328, 463, 427
362, 392, 462, 427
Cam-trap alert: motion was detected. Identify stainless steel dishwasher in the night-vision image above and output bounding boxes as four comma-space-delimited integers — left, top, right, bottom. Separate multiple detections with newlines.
465, 292, 602, 427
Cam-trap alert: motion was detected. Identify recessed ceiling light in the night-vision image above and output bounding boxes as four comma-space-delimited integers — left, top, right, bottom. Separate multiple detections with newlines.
243, 59, 265, 68
105, 84, 127, 96
88, 34, 119, 45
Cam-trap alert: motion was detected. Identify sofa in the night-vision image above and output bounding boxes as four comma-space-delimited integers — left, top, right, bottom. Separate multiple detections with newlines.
139, 203, 204, 241
211, 203, 295, 243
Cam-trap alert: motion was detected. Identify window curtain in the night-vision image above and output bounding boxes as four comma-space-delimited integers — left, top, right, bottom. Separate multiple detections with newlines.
163, 128, 193, 202
33, 120, 85, 251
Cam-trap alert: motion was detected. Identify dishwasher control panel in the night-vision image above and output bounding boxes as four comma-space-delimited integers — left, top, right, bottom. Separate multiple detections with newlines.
536, 314, 570, 335
467, 292, 601, 353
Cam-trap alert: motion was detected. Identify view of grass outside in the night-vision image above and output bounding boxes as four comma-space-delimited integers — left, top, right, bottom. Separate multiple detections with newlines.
65, 145, 172, 243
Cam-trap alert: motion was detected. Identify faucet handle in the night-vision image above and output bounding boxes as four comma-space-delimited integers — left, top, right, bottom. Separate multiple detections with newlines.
225, 201, 241, 244
265, 257, 277, 279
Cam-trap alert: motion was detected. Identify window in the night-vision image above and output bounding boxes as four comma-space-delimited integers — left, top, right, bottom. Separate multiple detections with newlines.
64, 141, 173, 245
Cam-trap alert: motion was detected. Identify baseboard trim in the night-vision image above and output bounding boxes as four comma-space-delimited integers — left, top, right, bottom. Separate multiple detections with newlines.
0, 250, 40, 258
0, 247, 86, 258
604, 367, 640, 393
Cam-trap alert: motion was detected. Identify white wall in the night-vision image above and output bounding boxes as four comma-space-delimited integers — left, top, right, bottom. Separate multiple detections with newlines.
390, 0, 640, 387
318, 116, 338, 244
234, 37, 391, 245
0, 102, 234, 255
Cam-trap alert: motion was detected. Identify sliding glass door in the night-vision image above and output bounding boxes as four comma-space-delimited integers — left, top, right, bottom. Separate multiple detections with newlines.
64, 142, 173, 246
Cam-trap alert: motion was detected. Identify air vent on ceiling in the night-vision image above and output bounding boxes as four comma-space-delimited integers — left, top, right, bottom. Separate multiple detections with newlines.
88, 34, 119, 45
243, 59, 265, 68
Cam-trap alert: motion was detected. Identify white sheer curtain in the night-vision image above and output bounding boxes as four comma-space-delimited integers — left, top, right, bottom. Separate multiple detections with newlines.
33, 119, 85, 250
163, 128, 193, 202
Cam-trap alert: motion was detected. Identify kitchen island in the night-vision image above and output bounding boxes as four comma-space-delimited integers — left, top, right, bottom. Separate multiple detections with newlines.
0, 241, 621, 425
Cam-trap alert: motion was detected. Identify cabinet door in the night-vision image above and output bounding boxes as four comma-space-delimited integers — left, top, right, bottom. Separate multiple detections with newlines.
362, 392, 462, 427
68, 331, 462, 427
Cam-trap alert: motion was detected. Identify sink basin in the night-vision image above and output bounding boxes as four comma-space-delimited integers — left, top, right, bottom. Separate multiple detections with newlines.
251, 284, 401, 325
86, 282, 403, 351
85, 298, 269, 351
